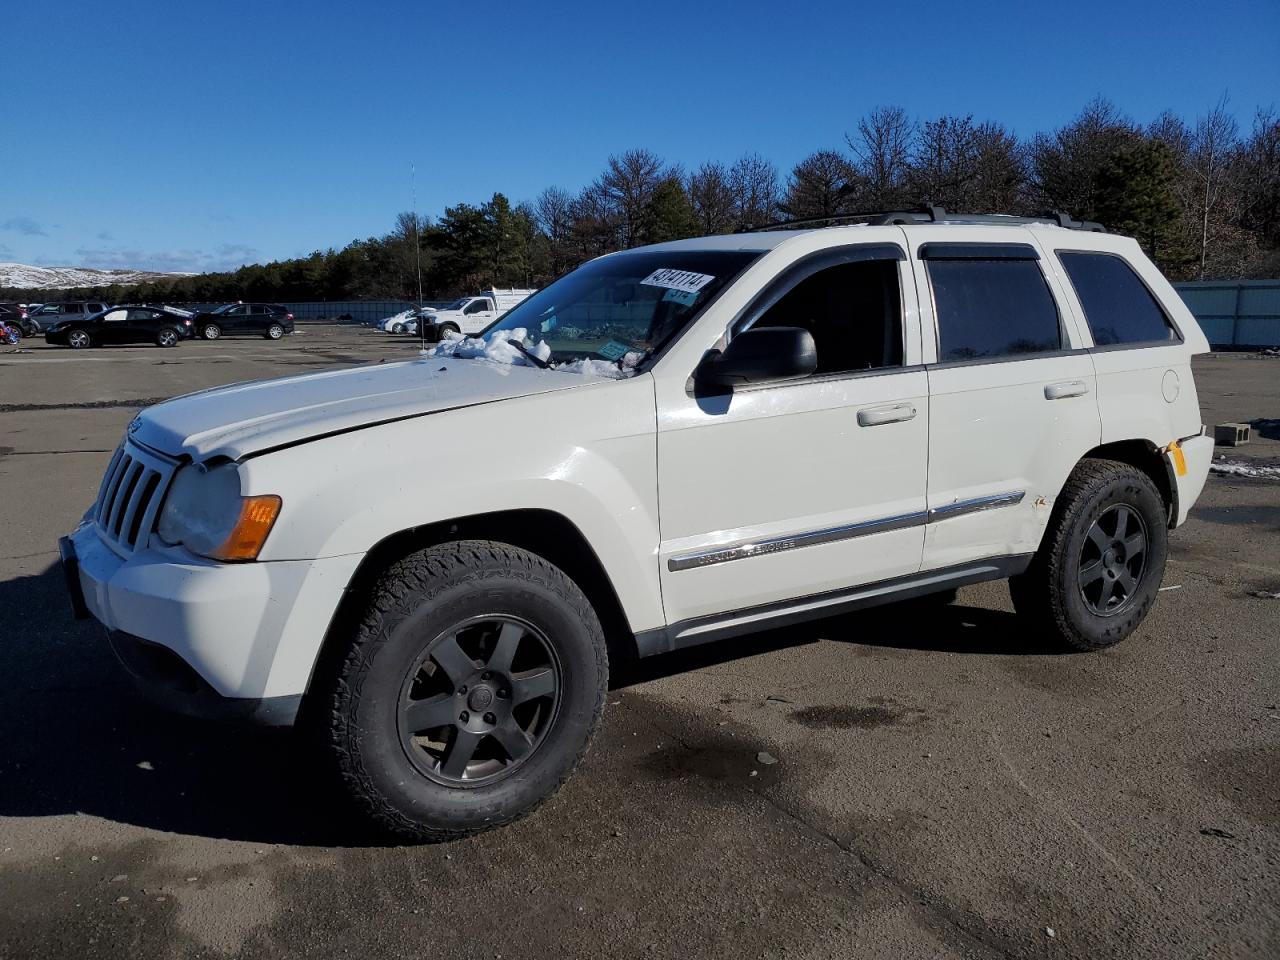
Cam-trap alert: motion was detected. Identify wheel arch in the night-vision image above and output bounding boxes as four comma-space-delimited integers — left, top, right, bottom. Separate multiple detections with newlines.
304, 508, 638, 701
1078, 439, 1176, 528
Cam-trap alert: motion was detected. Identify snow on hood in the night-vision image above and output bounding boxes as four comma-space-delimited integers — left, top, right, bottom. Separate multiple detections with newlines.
131, 356, 593, 461
428, 327, 642, 379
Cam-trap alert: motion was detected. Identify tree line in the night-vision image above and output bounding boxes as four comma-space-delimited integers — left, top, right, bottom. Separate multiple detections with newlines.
9, 96, 1278, 304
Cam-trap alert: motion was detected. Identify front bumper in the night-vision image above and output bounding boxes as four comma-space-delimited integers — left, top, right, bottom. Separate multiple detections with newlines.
62, 522, 362, 725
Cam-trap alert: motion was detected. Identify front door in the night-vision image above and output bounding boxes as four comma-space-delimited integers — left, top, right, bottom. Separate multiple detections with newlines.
657, 245, 929, 627
461, 298, 496, 335
95, 308, 131, 344
903, 225, 1101, 570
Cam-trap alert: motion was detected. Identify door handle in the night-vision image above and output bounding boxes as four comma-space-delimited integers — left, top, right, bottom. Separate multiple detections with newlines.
857, 403, 917, 427
1044, 380, 1089, 400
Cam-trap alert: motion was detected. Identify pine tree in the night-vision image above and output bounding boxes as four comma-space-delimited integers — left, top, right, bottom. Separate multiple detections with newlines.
1096, 139, 1190, 274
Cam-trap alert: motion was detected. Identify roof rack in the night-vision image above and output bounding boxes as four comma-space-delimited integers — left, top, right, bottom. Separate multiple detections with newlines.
740, 206, 1105, 233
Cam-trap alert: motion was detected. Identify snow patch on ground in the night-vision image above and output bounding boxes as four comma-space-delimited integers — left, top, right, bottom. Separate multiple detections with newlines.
1210, 458, 1280, 479
426, 329, 639, 378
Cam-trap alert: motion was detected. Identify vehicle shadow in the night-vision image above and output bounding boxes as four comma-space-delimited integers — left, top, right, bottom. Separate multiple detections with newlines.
611, 594, 1066, 689
0, 563, 362, 847
1, 564, 1057, 846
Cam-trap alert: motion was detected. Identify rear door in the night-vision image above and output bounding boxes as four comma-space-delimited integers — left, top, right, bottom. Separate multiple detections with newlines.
125, 308, 164, 343
905, 225, 1100, 570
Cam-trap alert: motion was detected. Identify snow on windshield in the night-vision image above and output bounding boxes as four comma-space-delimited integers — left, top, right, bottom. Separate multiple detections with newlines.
426, 327, 641, 379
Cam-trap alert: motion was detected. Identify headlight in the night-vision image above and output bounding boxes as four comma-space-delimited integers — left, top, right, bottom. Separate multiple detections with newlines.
158, 463, 281, 561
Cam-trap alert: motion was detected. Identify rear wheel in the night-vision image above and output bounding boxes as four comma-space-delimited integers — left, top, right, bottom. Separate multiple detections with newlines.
265, 323, 284, 340
201, 323, 221, 340
68, 329, 91, 349
156, 328, 179, 348
1009, 459, 1168, 651
315, 540, 608, 842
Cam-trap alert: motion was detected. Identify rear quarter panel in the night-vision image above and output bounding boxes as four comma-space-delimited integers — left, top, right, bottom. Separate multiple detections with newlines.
1037, 232, 1208, 448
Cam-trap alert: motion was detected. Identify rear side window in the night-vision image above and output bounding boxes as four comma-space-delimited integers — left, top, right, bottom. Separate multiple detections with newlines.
926, 258, 1061, 362
1058, 252, 1178, 346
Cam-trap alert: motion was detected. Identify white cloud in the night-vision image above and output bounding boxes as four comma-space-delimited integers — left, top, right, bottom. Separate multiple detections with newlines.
1, 216, 48, 237
70, 244, 264, 274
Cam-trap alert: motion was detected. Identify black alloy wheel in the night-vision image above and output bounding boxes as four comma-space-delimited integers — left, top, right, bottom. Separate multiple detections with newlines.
398, 615, 561, 785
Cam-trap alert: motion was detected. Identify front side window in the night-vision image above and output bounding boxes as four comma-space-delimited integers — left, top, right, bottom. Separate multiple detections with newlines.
480, 250, 761, 367
464, 300, 490, 315
747, 258, 903, 375
927, 257, 1061, 362
1058, 251, 1178, 346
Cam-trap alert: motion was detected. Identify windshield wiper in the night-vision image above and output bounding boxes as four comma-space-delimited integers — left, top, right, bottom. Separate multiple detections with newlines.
506, 339, 551, 369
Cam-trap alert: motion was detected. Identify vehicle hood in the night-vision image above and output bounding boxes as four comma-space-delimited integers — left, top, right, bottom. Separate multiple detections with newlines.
131, 357, 594, 461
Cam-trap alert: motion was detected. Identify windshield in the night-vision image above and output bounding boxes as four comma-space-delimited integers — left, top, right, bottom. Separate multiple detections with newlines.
473, 250, 760, 368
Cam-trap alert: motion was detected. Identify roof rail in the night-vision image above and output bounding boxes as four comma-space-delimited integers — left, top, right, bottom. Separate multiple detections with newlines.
739, 206, 1105, 233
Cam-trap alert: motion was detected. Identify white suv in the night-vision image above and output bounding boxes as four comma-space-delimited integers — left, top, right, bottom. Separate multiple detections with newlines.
60, 212, 1214, 841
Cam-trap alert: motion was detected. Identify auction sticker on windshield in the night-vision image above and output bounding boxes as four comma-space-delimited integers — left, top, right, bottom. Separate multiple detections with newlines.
640, 268, 715, 295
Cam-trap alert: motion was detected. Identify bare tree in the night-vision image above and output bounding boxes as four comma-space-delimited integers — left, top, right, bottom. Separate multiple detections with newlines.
687, 161, 737, 234
534, 186, 575, 276
782, 150, 857, 220
969, 121, 1027, 212
728, 152, 781, 227
599, 149, 669, 248
1187, 95, 1242, 278
846, 106, 914, 209
1029, 97, 1141, 218
1238, 108, 1280, 249
392, 210, 429, 301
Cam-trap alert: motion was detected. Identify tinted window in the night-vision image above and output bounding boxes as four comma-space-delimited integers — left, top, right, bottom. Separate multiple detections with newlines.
1058, 252, 1177, 346
128, 309, 161, 321
927, 259, 1061, 362
750, 258, 903, 374
465, 300, 490, 315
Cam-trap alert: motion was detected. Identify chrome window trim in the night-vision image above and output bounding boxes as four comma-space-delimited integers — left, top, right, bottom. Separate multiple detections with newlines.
667, 490, 1025, 572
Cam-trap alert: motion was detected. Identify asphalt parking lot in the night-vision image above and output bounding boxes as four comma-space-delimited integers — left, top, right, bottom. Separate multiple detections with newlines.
1, 327, 1276, 959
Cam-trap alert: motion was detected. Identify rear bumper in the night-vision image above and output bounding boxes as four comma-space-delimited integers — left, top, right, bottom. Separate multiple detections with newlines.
1168, 433, 1214, 527
61, 522, 361, 724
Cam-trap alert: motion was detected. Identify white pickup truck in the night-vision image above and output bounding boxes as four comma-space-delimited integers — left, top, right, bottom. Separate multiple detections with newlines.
60, 211, 1213, 842
419, 288, 538, 339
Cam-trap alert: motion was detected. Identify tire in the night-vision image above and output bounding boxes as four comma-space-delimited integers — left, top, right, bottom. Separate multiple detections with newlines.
1009, 459, 1168, 651
68, 329, 92, 349
156, 328, 179, 348
391, 322, 405, 334
437, 323, 459, 342
201, 323, 221, 340
265, 323, 284, 340
316, 540, 608, 842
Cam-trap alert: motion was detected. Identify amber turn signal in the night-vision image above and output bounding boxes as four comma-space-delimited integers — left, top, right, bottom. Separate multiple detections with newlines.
210, 495, 282, 561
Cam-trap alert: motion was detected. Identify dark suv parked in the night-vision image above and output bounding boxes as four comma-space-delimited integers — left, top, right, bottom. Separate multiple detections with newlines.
0, 303, 39, 337
192, 303, 295, 340
28, 301, 111, 328
44, 305, 194, 349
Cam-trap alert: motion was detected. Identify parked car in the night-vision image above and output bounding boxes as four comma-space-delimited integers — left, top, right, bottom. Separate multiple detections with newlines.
191, 302, 294, 340
0, 303, 40, 337
27, 301, 111, 328
60, 211, 1214, 842
44, 304, 193, 348
417, 288, 538, 340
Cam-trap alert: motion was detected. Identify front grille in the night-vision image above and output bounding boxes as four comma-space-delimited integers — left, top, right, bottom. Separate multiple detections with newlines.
94, 440, 177, 555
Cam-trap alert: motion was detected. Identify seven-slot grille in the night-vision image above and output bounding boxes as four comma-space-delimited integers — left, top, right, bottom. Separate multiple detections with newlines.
94, 440, 177, 555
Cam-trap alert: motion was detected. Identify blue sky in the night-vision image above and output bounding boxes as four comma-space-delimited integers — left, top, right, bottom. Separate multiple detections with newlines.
2, 0, 1277, 273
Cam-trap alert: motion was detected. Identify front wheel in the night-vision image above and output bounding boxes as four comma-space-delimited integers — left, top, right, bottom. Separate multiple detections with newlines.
68, 329, 92, 349
315, 540, 608, 842
391, 322, 405, 334
436, 323, 459, 342
1010, 459, 1168, 651
201, 323, 221, 340
265, 323, 284, 340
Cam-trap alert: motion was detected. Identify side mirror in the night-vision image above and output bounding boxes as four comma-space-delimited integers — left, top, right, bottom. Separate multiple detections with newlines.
696, 326, 817, 388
